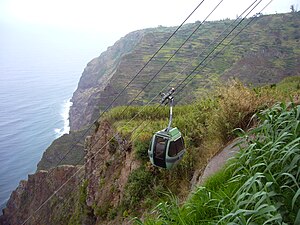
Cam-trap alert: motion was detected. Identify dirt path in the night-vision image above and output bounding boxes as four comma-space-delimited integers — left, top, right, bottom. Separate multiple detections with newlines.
193, 138, 244, 188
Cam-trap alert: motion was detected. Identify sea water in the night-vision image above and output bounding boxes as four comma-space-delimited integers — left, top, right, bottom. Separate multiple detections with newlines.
0, 23, 117, 212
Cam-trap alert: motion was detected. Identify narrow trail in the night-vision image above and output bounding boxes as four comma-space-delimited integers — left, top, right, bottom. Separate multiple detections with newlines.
193, 138, 244, 188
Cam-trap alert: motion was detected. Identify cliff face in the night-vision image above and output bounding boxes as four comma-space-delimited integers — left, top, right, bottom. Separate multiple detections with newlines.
69, 13, 300, 131
69, 30, 145, 130
2, 78, 300, 224
37, 129, 87, 171
0, 120, 141, 225
0, 166, 82, 225
83, 120, 140, 224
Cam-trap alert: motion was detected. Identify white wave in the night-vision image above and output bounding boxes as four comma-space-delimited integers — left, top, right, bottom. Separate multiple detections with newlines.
54, 128, 61, 134
54, 99, 73, 138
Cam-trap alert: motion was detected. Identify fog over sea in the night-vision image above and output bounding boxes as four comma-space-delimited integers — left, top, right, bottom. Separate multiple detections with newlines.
0, 22, 117, 212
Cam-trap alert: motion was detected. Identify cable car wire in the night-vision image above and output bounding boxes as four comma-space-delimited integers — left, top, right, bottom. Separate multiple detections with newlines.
175, 0, 274, 100
22, 0, 267, 223
142, 0, 262, 102
71, 0, 270, 194
21, 0, 272, 223
40, 0, 207, 178
50, 0, 270, 209
114, 0, 224, 111
174, 0, 264, 94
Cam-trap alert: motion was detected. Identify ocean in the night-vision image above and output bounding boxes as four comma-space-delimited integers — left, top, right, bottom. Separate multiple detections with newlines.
0, 23, 118, 212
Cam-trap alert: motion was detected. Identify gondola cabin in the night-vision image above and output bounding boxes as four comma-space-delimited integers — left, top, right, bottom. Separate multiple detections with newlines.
148, 127, 185, 169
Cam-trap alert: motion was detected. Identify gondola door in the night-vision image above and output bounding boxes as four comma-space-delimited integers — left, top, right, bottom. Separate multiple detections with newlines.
153, 136, 167, 168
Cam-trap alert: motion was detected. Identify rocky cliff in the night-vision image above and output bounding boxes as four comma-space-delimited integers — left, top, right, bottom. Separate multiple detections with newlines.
37, 129, 87, 171
83, 120, 141, 224
0, 166, 82, 225
69, 30, 146, 130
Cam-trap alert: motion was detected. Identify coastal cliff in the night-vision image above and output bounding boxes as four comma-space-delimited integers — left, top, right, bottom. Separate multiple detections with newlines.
0, 166, 82, 225
69, 30, 145, 131
1, 12, 300, 224
37, 12, 300, 174
69, 12, 300, 131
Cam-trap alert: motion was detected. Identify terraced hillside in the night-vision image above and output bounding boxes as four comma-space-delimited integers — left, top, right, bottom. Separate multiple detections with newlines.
70, 12, 300, 131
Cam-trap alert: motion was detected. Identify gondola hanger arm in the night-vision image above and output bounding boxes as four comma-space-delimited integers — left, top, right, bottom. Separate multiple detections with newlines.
160, 88, 175, 105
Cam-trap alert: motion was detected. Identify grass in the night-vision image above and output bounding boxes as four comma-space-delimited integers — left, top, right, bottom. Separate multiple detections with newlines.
137, 101, 300, 225
91, 77, 300, 220
67, 77, 299, 224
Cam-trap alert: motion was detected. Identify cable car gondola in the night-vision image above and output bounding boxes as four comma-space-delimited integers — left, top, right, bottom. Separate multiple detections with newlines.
148, 88, 185, 169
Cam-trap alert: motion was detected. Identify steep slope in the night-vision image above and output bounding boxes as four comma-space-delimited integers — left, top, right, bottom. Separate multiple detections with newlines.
70, 12, 300, 131
37, 129, 87, 171
69, 30, 145, 130
2, 12, 300, 225
1, 78, 300, 224
0, 166, 82, 225
68, 78, 300, 224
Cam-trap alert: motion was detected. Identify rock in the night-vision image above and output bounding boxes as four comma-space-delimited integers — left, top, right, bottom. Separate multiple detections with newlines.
37, 130, 87, 171
0, 166, 83, 225
69, 30, 145, 130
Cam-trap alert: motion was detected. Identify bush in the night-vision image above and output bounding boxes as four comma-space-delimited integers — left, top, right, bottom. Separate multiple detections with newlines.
123, 166, 153, 208
134, 137, 151, 162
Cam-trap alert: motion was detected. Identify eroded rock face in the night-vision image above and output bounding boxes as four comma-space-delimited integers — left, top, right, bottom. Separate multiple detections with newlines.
84, 120, 140, 224
0, 121, 140, 225
0, 166, 82, 225
69, 30, 146, 131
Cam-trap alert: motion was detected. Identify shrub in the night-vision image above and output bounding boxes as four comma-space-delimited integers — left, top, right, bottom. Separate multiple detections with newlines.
123, 166, 153, 208
134, 136, 151, 162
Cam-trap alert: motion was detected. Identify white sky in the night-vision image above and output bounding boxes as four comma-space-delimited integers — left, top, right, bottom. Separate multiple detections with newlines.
0, 0, 299, 54
0, 0, 299, 35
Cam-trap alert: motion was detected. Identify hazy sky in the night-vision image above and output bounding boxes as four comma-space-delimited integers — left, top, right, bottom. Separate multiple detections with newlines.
1, 0, 299, 32
0, 0, 299, 51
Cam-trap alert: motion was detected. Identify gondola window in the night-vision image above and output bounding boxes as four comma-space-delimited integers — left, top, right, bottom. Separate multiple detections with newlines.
168, 137, 184, 157
155, 137, 166, 159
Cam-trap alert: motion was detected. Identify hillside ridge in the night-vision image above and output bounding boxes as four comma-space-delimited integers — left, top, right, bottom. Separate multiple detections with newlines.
70, 12, 300, 131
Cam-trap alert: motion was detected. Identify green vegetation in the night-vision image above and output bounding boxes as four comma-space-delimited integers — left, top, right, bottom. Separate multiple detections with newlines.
97, 77, 300, 220
123, 166, 153, 209
69, 180, 95, 225
65, 12, 300, 221
74, 12, 300, 130
131, 12, 300, 103
136, 101, 300, 224
37, 129, 89, 170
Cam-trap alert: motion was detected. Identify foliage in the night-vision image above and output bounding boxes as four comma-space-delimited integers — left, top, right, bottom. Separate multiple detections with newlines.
37, 128, 88, 170
98, 77, 300, 218
68, 180, 95, 225
138, 102, 300, 224
123, 166, 154, 209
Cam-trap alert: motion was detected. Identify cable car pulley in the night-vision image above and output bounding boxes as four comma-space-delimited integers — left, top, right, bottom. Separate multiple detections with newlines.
148, 88, 185, 169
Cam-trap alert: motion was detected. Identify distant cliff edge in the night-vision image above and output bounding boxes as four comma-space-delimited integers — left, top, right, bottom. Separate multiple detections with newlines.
69, 30, 146, 130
